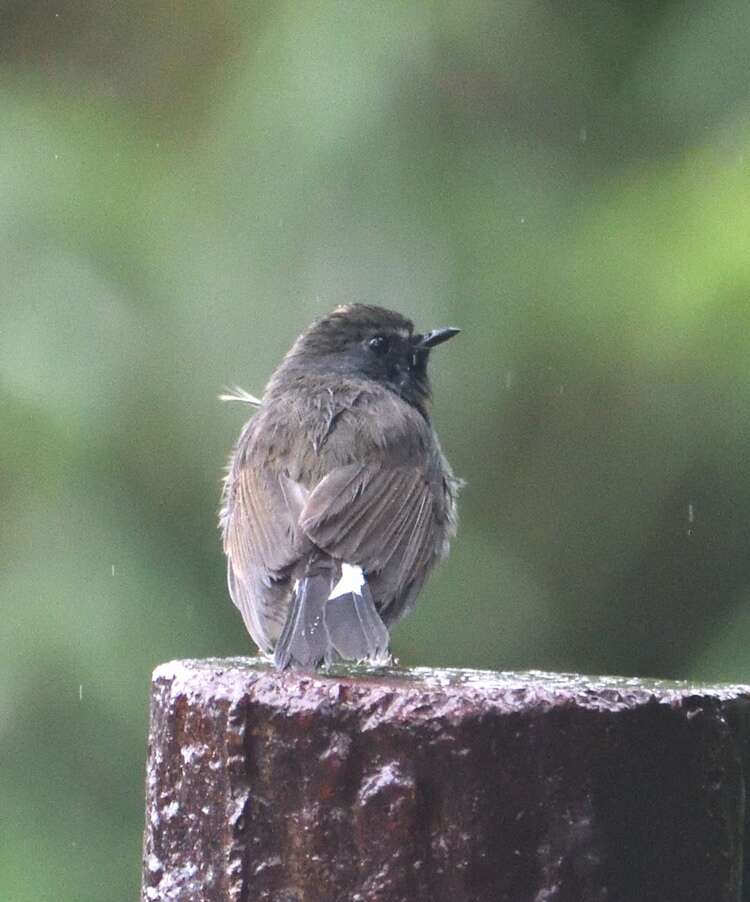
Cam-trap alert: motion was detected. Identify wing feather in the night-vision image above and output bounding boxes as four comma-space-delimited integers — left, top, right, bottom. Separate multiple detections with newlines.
299, 463, 441, 624
222, 467, 310, 651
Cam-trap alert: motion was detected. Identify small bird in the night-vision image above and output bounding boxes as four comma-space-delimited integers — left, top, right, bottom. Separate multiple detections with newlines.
220, 304, 461, 670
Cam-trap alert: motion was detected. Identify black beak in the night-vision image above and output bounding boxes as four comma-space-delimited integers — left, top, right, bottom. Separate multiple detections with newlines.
417, 327, 461, 349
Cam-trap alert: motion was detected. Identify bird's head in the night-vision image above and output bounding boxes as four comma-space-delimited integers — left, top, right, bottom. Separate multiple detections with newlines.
281, 304, 460, 415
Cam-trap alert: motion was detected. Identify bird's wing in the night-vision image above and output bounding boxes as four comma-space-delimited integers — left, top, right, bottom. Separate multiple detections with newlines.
222, 467, 310, 652
299, 462, 440, 623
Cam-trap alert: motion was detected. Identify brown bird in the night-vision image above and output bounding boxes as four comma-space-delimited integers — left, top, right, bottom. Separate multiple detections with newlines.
220, 304, 461, 669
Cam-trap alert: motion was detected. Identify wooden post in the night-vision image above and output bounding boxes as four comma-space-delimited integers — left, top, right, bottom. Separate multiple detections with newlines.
141, 658, 750, 902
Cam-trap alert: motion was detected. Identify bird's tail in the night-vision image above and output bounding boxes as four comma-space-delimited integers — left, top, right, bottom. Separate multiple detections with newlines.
273, 561, 390, 670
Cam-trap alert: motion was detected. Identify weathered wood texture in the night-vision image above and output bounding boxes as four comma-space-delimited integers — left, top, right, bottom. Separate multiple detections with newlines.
141, 658, 750, 902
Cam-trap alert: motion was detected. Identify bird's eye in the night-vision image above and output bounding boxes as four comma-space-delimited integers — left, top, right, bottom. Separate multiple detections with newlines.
367, 334, 389, 354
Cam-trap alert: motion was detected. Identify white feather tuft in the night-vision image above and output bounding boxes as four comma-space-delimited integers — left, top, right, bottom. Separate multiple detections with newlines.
218, 385, 262, 406
328, 562, 365, 599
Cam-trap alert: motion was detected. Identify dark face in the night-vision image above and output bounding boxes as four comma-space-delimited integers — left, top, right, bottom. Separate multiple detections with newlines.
283, 305, 458, 415
344, 325, 431, 409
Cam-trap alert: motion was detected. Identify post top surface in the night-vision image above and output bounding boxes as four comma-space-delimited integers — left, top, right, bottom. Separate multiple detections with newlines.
151, 657, 750, 716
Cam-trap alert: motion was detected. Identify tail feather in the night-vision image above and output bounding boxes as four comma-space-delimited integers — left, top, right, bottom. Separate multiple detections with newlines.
273, 573, 330, 670
274, 562, 390, 670
325, 584, 390, 664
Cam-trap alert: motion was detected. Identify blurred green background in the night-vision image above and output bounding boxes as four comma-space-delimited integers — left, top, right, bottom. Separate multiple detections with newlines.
3, 1, 750, 898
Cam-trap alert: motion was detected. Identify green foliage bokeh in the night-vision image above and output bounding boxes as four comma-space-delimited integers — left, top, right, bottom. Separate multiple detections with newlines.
3, 2, 750, 898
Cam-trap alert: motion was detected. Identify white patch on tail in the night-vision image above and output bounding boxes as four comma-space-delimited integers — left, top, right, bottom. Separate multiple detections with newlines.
328, 563, 365, 600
